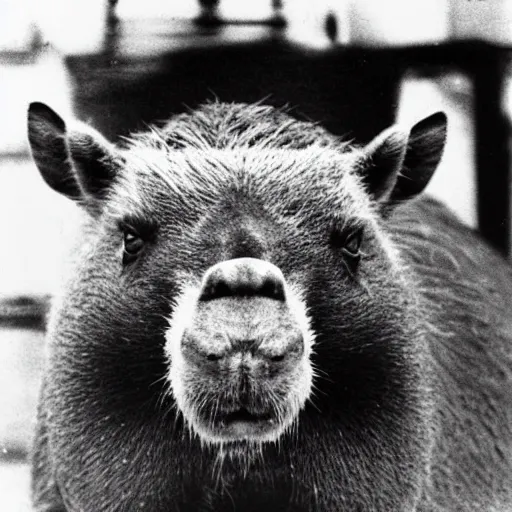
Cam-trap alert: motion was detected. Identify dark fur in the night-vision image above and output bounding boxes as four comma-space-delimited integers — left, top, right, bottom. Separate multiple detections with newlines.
29, 102, 512, 511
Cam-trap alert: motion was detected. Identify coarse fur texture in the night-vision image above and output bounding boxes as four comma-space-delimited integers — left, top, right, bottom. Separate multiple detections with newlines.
28, 101, 512, 511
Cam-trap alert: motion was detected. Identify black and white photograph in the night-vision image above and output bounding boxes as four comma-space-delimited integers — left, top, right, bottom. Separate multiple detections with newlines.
1, 0, 512, 510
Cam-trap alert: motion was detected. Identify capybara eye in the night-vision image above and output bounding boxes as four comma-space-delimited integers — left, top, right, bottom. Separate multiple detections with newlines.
329, 227, 362, 252
122, 229, 144, 265
329, 227, 363, 271
343, 229, 363, 258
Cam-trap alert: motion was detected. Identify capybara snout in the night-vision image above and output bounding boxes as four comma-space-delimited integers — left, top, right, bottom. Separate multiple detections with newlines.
166, 258, 315, 444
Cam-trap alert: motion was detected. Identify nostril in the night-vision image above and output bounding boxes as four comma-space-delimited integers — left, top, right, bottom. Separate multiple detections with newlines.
260, 277, 285, 301
200, 278, 233, 301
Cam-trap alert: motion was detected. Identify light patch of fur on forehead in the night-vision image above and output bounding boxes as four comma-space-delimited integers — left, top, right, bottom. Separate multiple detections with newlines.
105, 143, 377, 231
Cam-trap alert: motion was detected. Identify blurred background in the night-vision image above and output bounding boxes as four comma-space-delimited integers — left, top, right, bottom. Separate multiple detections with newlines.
1, 0, 512, 509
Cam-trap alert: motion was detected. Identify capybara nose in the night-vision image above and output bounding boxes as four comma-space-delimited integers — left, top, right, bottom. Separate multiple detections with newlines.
199, 258, 286, 302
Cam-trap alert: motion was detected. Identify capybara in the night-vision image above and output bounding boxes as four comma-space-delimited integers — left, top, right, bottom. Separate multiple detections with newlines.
27, 101, 512, 511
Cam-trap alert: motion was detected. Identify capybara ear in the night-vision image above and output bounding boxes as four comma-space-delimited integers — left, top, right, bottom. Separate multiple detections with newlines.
27, 102, 120, 212
392, 112, 447, 201
28, 102, 82, 200
359, 125, 409, 202
360, 112, 447, 208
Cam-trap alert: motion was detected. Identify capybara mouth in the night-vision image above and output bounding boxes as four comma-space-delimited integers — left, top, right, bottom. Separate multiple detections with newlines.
190, 403, 282, 442
202, 406, 280, 441
221, 408, 274, 425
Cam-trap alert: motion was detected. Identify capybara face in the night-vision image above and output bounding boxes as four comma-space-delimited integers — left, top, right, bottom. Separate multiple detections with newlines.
28, 102, 448, 510
85, 138, 407, 448
91, 139, 381, 446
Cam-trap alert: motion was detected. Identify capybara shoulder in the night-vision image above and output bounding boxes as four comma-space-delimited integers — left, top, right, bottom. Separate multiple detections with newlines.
27, 101, 512, 511
391, 197, 512, 510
